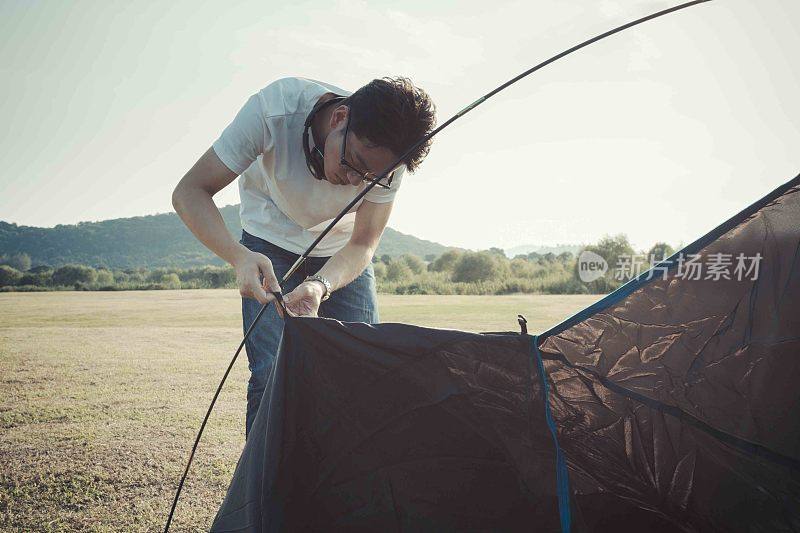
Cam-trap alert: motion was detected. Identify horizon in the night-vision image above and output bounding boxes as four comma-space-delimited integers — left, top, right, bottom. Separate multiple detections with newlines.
1, 0, 798, 252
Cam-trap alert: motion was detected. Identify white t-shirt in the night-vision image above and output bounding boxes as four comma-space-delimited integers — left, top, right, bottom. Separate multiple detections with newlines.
212, 77, 405, 257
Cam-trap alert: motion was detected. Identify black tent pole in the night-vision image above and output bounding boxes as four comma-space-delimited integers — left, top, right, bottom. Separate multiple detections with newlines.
280, 0, 712, 282
164, 1, 713, 530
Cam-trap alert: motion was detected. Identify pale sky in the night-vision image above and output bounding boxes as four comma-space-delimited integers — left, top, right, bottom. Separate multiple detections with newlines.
1, 0, 798, 251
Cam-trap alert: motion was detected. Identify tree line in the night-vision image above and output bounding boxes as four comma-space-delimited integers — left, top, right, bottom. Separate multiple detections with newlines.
0, 254, 236, 292
0, 235, 676, 295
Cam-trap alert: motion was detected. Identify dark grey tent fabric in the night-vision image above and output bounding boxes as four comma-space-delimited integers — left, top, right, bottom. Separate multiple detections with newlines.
211, 174, 800, 532
211, 321, 562, 532
538, 174, 800, 531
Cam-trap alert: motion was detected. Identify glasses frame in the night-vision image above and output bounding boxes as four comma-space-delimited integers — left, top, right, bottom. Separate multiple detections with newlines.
340, 112, 395, 190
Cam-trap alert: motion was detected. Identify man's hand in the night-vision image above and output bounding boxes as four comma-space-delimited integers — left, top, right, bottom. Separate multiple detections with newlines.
279, 281, 325, 318
233, 247, 282, 306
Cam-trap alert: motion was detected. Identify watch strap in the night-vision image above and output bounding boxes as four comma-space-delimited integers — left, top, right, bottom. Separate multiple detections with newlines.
305, 274, 331, 302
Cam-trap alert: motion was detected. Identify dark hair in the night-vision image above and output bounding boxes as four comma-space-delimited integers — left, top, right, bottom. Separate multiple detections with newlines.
345, 77, 436, 173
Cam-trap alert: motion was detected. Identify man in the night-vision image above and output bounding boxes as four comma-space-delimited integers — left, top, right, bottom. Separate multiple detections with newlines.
172, 76, 436, 437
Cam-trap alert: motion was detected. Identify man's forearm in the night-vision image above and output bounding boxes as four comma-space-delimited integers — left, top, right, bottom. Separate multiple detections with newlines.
313, 242, 375, 293
172, 187, 247, 266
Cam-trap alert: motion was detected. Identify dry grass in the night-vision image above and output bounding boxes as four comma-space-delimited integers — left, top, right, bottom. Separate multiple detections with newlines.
0, 290, 600, 532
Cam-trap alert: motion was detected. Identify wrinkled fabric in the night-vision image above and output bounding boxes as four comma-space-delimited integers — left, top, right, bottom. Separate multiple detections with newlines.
212, 175, 800, 532
539, 177, 800, 531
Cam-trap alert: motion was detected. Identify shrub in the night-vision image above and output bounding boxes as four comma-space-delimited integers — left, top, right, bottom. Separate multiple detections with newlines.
593, 234, 635, 268
0, 252, 32, 271
0, 285, 51, 292
147, 268, 172, 283
394, 282, 428, 295
497, 278, 538, 294
52, 264, 98, 286
96, 269, 115, 286
401, 254, 425, 275
0, 265, 22, 287
543, 277, 591, 294
124, 269, 148, 283
18, 272, 50, 286
452, 252, 506, 283
429, 250, 462, 272
510, 258, 538, 279
372, 262, 387, 279
647, 242, 675, 263
161, 273, 181, 289
201, 266, 235, 288
385, 261, 413, 282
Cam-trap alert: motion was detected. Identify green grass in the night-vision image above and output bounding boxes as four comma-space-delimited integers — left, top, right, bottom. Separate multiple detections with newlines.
0, 290, 601, 531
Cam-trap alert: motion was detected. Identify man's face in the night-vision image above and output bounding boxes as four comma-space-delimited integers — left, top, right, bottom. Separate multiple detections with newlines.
323, 106, 398, 186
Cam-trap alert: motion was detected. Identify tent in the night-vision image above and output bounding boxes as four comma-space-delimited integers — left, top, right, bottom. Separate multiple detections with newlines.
210, 173, 800, 532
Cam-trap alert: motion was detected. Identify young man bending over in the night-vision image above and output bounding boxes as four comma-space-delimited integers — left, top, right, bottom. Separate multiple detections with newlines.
172, 76, 436, 436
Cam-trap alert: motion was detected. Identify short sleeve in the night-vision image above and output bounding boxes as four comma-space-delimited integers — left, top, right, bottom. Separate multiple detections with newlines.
211, 93, 269, 175
364, 165, 405, 204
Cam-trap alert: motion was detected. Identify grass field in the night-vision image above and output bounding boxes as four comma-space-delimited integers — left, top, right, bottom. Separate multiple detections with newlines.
0, 290, 601, 532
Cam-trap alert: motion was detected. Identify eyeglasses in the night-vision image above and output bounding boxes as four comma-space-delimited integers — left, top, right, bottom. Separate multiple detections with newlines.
340, 113, 395, 190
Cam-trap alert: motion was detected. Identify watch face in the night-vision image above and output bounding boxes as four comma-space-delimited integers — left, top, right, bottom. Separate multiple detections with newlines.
306, 276, 330, 300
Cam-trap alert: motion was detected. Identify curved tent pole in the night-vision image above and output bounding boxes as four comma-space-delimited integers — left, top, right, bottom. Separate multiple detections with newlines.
164, 1, 713, 530
282, 0, 712, 282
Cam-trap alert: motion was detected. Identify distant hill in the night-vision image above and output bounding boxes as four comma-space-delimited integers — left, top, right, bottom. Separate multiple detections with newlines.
0, 205, 450, 269
504, 244, 584, 258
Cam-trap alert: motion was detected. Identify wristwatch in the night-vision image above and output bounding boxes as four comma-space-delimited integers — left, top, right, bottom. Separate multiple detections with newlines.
305, 274, 332, 302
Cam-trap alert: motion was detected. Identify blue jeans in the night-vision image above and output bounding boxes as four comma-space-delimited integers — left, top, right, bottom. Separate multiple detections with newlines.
239, 230, 379, 438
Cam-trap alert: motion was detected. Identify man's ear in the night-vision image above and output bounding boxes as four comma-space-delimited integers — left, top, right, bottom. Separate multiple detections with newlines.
329, 105, 349, 130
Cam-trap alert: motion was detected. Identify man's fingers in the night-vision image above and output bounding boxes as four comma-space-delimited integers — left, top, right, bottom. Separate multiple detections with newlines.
251, 284, 271, 306
257, 257, 281, 296
234, 251, 283, 307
